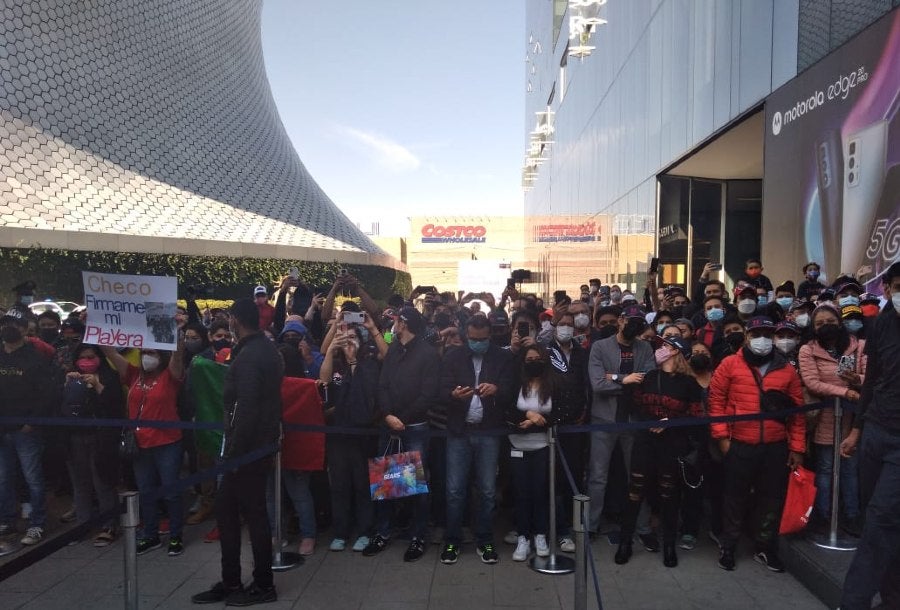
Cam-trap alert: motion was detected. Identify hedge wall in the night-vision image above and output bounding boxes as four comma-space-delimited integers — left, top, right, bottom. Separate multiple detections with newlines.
0, 247, 411, 307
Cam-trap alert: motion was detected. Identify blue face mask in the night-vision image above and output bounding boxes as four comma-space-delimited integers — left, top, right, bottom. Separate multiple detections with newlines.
656, 323, 667, 335
757, 295, 768, 306
838, 295, 860, 307
706, 307, 724, 322
468, 338, 490, 354
843, 319, 863, 334
776, 297, 793, 310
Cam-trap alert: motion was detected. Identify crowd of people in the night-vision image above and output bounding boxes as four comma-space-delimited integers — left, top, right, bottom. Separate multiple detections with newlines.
0, 258, 898, 608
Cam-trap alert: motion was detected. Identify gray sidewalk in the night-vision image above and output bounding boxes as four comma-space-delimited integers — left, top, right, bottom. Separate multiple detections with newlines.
1, 525, 826, 610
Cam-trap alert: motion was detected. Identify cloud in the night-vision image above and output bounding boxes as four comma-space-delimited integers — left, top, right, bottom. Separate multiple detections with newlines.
335, 125, 421, 172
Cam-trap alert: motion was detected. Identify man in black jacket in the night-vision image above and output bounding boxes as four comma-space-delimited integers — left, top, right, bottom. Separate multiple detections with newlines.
192, 298, 283, 607
0, 308, 58, 546
438, 315, 515, 565
363, 306, 440, 562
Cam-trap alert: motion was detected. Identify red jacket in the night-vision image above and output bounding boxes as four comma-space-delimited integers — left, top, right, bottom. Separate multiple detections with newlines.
257, 302, 276, 331
708, 350, 805, 453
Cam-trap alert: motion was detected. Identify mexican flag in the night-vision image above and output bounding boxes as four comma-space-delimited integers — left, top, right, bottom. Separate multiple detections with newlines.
190, 356, 226, 456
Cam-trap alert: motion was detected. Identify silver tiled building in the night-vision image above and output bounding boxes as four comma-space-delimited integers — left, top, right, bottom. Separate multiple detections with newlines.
0, 0, 395, 267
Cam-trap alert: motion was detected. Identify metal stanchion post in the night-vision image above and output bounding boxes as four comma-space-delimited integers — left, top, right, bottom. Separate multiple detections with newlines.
573, 494, 590, 610
530, 426, 575, 574
271, 445, 303, 571
811, 396, 856, 551
120, 491, 139, 610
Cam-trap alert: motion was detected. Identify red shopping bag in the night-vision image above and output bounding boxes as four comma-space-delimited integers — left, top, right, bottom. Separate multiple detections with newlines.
779, 465, 817, 535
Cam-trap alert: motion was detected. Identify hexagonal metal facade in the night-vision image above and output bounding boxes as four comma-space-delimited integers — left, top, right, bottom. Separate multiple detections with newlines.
0, 0, 380, 255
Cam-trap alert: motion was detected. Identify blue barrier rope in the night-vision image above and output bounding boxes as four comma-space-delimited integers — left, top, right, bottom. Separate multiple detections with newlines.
0, 399, 845, 436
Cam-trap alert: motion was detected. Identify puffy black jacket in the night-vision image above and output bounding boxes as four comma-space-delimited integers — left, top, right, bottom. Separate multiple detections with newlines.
378, 335, 440, 425
0, 342, 60, 430
223, 332, 284, 460
441, 343, 516, 434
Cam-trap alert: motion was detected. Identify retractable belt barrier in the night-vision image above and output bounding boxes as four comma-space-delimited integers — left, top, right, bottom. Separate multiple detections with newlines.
0, 399, 844, 437
0, 399, 847, 585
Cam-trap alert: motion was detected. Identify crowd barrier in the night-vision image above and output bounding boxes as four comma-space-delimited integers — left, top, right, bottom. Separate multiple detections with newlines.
0, 399, 852, 609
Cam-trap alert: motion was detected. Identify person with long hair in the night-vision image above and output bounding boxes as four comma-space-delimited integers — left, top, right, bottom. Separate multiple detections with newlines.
62, 343, 125, 546
507, 344, 581, 562
798, 304, 865, 535
102, 336, 186, 556
613, 337, 703, 568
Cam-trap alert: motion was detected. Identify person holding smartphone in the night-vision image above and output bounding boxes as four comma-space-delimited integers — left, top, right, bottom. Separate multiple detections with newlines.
798, 304, 865, 535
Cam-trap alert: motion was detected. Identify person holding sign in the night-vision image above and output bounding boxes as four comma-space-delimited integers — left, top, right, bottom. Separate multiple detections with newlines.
102, 335, 186, 557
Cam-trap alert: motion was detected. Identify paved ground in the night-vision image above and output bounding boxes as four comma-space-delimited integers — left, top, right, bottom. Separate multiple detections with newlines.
1, 522, 827, 610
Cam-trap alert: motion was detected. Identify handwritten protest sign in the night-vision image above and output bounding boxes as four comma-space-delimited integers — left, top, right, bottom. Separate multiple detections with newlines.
81, 272, 178, 350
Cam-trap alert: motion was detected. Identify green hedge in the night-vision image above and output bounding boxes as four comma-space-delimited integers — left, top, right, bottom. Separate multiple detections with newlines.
0, 247, 410, 307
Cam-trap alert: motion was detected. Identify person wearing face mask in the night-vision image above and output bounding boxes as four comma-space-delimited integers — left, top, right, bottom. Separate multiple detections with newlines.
614, 337, 702, 568
567, 301, 593, 349
733, 283, 760, 321
840, 304, 866, 339
363, 306, 440, 563
787, 300, 814, 341
177, 323, 211, 524
545, 311, 590, 553
652, 311, 675, 337
36, 311, 61, 348
695, 296, 727, 351
708, 316, 805, 573
587, 304, 656, 537
717, 316, 747, 362
609, 285, 624, 305
591, 305, 622, 343
737, 258, 774, 294
12, 280, 37, 308
832, 277, 863, 308
102, 334, 186, 557
798, 304, 865, 538
838, 262, 900, 610
438, 315, 515, 565
798, 262, 826, 301
506, 345, 582, 561
773, 281, 796, 313
62, 343, 124, 547
773, 321, 802, 371
0, 308, 60, 547
277, 320, 317, 378
487, 310, 512, 347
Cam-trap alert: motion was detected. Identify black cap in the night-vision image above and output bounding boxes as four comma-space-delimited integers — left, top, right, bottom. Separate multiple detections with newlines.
398, 306, 426, 335
12, 280, 36, 294
662, 336, 691, 358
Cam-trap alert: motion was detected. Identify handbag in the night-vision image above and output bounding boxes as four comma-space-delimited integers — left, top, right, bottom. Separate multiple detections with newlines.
748, 365, 792, 422
119, 377, 149, 460
779, 465, 817, 534
368, 437, 429, 501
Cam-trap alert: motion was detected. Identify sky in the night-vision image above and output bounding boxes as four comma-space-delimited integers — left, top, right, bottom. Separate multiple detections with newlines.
260, 0, 526, 236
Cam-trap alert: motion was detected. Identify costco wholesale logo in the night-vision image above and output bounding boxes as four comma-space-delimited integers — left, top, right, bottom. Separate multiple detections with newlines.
421, 224, 487, 243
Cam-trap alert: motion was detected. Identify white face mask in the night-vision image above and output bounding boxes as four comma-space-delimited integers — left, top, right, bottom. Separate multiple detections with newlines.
749, 337, 773, 356
555, 325, 574, 343
738, 299, 757, 314
573, 313, 590, 329
893, 293, 900, 313
775, 338, 798, 354
141, 354, 160, 372
794, 313, 810, 328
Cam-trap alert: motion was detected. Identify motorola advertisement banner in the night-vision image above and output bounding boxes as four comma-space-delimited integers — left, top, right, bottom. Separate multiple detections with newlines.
763, 8, 900, 293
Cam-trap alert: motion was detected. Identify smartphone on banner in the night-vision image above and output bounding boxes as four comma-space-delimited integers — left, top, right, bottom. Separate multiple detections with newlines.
842, 121, 887, 274
815, 130, 844, 275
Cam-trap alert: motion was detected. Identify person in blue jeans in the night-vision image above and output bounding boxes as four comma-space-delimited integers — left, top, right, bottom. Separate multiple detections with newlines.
439, 315, 515, 565
363, 306, 440, 562
0, 307, 59, 546
266, 469, 316, 555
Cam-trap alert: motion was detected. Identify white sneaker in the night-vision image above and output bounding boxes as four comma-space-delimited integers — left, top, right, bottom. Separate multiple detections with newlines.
21, 526, 43, 546
512, 535, 530, 561
534, 534, 550, 557
559, 536, 576, 553
504, 530, 519, 545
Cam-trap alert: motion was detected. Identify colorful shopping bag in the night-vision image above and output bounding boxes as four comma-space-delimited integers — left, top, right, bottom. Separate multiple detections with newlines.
368, 440, 429, 500
779, 465, 817, 535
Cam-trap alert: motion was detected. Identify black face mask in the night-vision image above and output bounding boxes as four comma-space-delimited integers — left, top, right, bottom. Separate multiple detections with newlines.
724, 332, 745, 351
598, 325, 618, 339
815, 323, 841, 343
524, 360, 545, 377
622, 319, 645, 341
1, 326, 24, 343
212, 338, 231, 351
690, 354, 711, 371
282, 337, 302, 349
672, 305, 685, 319
491, 332, 511, 347
39, 328, 59, 344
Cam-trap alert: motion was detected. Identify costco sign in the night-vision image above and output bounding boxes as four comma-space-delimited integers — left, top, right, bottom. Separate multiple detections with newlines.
421, 224, 487, 243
